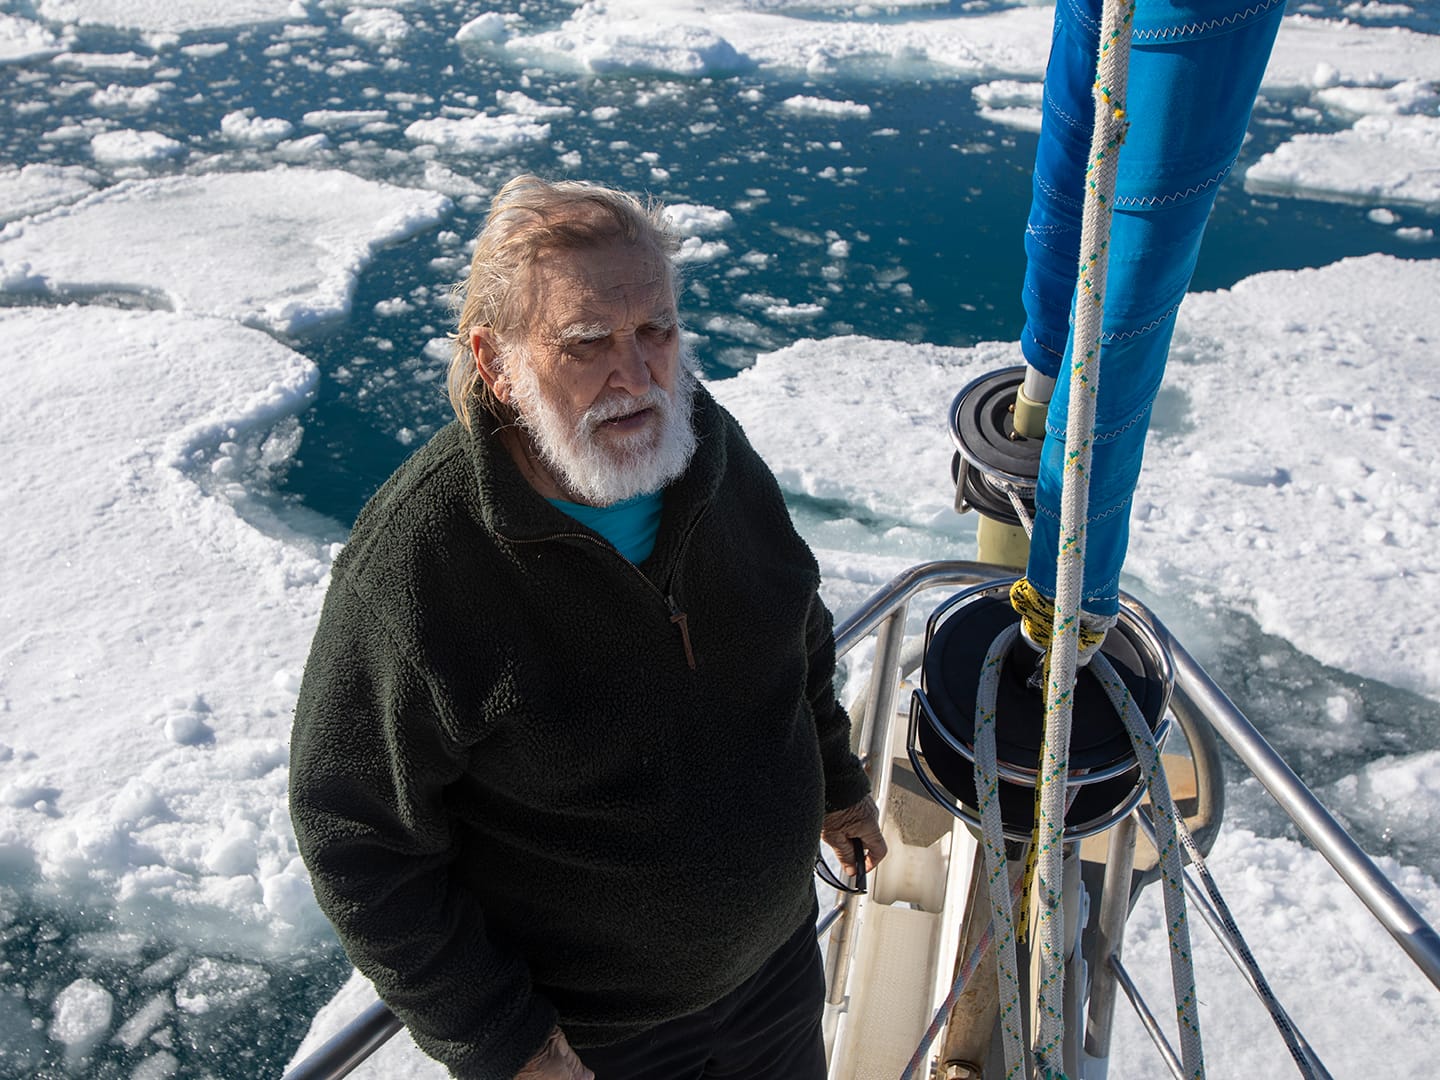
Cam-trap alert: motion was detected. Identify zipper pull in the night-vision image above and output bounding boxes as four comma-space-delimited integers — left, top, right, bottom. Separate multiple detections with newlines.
668, 595, 697, 671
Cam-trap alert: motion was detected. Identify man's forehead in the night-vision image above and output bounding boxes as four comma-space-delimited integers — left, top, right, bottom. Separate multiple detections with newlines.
531, 244, 674, 320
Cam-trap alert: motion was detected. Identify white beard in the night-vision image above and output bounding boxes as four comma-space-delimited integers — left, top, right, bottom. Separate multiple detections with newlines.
507, 349, 699, 507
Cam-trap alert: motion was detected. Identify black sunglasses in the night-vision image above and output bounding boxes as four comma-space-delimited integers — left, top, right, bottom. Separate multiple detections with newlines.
814, 837, 867, 895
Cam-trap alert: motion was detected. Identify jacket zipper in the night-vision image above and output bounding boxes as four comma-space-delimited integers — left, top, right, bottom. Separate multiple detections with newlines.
504, 506, 709, 671
667, 596, 696, 671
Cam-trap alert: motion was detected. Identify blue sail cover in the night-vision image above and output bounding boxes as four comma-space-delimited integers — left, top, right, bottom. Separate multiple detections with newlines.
1021, 0, 1286, 616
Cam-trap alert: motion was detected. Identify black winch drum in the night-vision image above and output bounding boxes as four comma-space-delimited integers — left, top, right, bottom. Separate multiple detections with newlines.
950, 366, 1041, 527
908, 581, 1174, 842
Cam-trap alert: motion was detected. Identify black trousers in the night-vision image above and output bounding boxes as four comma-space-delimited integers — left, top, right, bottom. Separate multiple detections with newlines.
577, 915, 828, 1080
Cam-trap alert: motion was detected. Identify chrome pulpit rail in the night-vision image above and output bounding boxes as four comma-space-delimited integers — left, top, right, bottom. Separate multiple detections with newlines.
284, 1000, 403, 1080
283, 560, 1440, 1079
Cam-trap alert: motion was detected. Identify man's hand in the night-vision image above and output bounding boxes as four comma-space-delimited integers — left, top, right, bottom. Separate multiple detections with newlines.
515, 1027, 594, 1080
821, 794, 888, 877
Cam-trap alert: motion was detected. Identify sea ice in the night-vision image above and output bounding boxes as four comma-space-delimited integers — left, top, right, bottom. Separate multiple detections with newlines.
342, 8, 410, 45
131, 1051, 181, 1079
455, 12, 511, 45
174, 958, 270, 1014
1109, 827, 1440, 1078
90, 83, 166, 112
89, 129, 184, 164
499, 0, 1052, 79
302, 108, 390, 131
496, 90, 575, 120
0, 169, 452, 334
220, 108, 296, 145
113, 992, 172, 1051
0, 306, 324, 946
972, 79, 1045, 132
1314, 77, 1439, 117
0, 163, 99, 224
675, 237, 731, 264
36, 0, 308, 35
404, 113, 551, 156
49, 979, 114, 1060
663, 202, 734, 236
1344, 2, 1416, 17
1326, 751, 1440, 855
1246, 114, 1440, 209
717, 334, 1009, 529
1260, 14, 1440, 92
54, 50, 157, 71
781, 95, 872, 119
0, 14, 64, 64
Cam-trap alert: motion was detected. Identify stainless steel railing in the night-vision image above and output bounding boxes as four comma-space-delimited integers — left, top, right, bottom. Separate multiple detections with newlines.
283, 1000, 403, 1080
284, 559, 1440, 1079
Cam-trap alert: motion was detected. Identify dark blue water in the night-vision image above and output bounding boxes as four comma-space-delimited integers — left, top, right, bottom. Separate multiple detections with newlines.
1, 1, 1437, 1076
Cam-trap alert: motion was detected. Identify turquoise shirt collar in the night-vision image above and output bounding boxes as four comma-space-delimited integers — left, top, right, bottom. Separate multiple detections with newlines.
546, 490, 664, 564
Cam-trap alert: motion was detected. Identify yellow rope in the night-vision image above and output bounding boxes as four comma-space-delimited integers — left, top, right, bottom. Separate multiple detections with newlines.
1010, 577, 1109, 655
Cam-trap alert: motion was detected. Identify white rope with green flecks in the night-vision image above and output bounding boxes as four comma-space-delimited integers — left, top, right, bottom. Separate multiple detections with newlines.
973, 622, 1028, 1078
1024, 0, 1210, 1070
1090, 653, 1204, 1078
1031, 0, 1146, 1073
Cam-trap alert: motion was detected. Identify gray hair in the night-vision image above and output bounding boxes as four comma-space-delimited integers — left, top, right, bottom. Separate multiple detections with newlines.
448, 174, 682, 428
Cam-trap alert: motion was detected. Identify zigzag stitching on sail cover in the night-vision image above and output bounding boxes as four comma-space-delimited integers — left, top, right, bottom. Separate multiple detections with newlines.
1130, 0, 1286, 42
1023, 298, 1182, 370
1047, 400, 1155, 444
1114, 162, 1235, 209
1095, 405, 1156, 443
1034, 497, 1132, 525
1098, 299, 1185, 344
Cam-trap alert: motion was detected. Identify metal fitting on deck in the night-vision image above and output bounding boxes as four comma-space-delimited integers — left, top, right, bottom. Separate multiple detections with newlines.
942, 1061, 984, 1080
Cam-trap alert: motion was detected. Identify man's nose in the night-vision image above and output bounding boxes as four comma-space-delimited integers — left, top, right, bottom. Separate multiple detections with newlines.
609, 336, 653, 395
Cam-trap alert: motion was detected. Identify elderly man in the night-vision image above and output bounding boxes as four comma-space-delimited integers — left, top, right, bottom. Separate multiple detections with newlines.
289, 175, 886, 1080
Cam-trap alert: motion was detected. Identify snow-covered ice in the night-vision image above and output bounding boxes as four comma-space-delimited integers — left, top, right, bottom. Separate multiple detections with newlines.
782, 95, 872, 119
220, 109, 296, 145
35, 0, 307, 36
1246, 115, 1440, 209
403, 113, 552, 156
50, 979, 115, 1064
89, 129, 184, 164
0, 307, 326, 952
1259, 13, 1440, 92
0, 169, 452, 334
0, 13, 65, 64
0, 163, 100, 224
663, 202, 735, 236
496, 0, 1052, 80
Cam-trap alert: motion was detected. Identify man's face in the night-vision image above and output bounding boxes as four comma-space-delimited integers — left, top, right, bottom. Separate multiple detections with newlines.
498, 239, 697, 506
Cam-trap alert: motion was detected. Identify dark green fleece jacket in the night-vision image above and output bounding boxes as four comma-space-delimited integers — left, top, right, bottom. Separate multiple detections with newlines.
289, 386, 869, 1079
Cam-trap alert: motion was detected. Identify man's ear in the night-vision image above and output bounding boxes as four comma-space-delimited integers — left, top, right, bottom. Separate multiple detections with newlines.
470, 327, 509, 403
